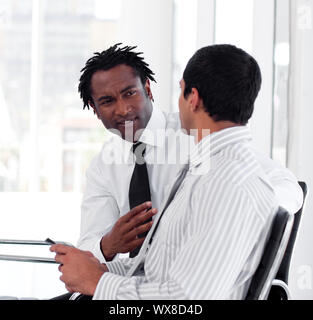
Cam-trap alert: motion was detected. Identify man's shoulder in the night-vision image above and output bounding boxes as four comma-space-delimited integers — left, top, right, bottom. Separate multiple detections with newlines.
197, 143, 275, 195
195, 157, 277, 221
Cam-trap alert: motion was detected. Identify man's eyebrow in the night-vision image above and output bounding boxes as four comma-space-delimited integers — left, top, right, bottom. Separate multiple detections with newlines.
97, 85, 137, 102
120, 85, 137, 94
97, 95, 113, 102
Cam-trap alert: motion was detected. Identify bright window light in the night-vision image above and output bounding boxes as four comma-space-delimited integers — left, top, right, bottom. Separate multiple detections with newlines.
94, 0, 121, 20
274, 42, 290, 66
215, 0, 254, 54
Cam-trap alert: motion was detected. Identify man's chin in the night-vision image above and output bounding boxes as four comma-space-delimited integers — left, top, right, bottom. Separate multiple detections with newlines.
107, 127, 141, 143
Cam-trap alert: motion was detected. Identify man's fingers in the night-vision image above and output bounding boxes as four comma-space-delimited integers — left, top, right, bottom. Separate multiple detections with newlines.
55, 253, 65, 265
122, 237, 146, 253
125, 220, 153, 242
124, 207, 157, 232
121, 201, 152, 222
83, 250, 94, 258
50, 244, 72, 254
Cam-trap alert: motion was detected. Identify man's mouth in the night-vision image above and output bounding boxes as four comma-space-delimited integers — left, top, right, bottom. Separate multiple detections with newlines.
116, 117, 139, 127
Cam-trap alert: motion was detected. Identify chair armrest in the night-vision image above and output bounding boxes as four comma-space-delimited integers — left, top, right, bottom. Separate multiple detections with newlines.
270, 279, 292, 300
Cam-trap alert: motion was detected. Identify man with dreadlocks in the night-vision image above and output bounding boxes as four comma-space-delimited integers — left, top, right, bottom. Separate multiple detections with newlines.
51, 43, 196, 300
75, 44, 193, 264
51, 44, 302, 299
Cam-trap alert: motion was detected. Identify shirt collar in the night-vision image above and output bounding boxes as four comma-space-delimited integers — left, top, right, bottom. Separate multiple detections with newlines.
189, 126, 253, 169
138, 105, 166, 148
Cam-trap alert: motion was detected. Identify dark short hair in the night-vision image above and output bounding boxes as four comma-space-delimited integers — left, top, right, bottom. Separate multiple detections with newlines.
183, 44, 262, 125
78, 43, 156, 110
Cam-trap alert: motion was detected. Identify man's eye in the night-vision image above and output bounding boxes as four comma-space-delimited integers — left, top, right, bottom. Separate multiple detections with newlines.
101, 99, 112, 105
126, 90, 136, 96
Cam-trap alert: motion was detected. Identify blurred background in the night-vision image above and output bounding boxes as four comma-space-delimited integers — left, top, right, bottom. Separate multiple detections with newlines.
0, 0, 312, 299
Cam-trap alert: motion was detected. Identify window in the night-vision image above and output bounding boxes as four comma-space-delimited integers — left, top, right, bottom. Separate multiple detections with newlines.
215, 0, 254, 54
0, 0, 120, 298
272, 0, 290, 166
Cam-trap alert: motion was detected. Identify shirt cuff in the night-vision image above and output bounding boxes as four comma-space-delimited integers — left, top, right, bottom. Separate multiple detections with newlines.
93, 272, 126, 300
92, 237, 107, 264
93, 237, 127, 264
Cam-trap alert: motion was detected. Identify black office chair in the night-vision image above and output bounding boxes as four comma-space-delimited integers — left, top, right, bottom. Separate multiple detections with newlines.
267, 181, 308, 300
245, 207, 294, 300
246, 181, 308, 300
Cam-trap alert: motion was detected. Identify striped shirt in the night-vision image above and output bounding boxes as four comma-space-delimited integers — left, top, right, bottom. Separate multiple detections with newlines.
93, 126, 278, 300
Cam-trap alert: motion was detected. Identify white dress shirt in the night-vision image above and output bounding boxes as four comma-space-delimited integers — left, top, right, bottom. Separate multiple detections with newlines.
77, 106, 303, 263
93, 126, 279, 300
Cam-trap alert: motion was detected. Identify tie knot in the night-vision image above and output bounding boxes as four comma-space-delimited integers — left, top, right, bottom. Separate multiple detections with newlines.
132, 141, 144, 152
132, 142, 146, 164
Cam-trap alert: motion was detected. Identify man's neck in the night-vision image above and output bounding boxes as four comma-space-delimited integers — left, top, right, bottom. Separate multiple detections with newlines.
192, 117, 240, 144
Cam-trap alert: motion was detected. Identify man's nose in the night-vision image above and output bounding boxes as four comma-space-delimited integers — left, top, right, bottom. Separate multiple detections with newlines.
115, 99, 131, 116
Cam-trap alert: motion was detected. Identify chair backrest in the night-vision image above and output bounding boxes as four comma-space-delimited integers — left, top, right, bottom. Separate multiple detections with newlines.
275, 181, 308, 284
245, 207, 294, 300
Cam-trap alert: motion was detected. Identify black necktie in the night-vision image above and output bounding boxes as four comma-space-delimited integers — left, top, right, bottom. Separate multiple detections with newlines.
129, 142, 151, 257
126, 164, 190, 277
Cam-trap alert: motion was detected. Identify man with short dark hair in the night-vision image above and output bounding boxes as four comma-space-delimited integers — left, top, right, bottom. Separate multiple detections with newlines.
51, 44, 302, 299
182, 44, 260, 125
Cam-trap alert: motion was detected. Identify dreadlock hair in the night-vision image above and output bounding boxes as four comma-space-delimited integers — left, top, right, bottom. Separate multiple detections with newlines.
78, 43, 156, 110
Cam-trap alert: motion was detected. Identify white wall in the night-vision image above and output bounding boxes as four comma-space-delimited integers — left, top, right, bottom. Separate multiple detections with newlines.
117, 0, 174, 111
0, 192, 82, 298
249, 0, 275, 156
288, 0, 313, 300
214, 0, 275, 156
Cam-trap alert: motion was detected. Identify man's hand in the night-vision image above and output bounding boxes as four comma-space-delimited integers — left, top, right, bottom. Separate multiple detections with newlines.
50, 244, 108, 296
101, 201, 157, 260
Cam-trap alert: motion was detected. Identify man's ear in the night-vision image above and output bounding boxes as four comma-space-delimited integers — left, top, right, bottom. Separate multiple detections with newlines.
189, 88, 201, 112
144, 79, 154, 102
